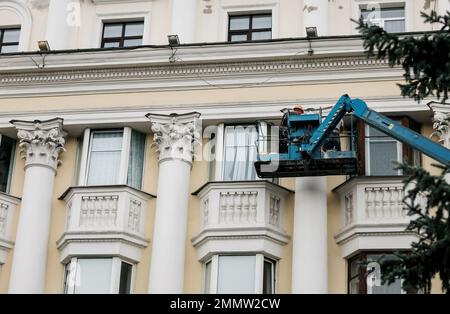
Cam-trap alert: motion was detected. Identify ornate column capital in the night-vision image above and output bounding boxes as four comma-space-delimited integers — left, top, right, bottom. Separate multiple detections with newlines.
429, 103, 450, 148
146, 112, 201, 165
10, 118, 67, 171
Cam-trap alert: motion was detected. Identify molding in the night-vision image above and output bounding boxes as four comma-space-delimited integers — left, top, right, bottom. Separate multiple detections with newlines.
335, 230, 418, 259
191, 227, 290, 261
10, 118, 67, 171
56, 231, 150, 263
192, 180, 294, 196
59, 184, 156, 200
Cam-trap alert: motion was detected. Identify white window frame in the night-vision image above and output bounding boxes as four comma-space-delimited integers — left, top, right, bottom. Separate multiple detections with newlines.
213, 123, 267, 182
218, 1, 279, 42
351, 1, 412, 34
365, 125, 402, 176
63, 257, 136, 294
203, 254, 276, 294
78, 127, 145, 188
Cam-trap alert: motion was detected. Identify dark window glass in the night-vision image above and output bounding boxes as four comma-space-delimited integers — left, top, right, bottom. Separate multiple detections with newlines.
0, 136, 15, 193
0, 28, 20, 53
101, 22, 144, 48
262, 259, 275, 294
119, 262, 133, 294
228, 14, 272, 42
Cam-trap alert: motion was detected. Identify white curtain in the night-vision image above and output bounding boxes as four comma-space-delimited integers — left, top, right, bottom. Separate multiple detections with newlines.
217, 256, 256, 294
127, 130, 146, 189
223, 125, 258, 181
74, 258, 112, 294
87, 131, 123, 186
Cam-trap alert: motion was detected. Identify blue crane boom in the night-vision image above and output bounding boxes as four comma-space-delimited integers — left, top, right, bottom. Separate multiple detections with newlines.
254, 95, 450, 178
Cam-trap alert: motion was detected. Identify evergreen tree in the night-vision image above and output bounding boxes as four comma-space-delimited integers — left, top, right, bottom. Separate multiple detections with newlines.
356, 11, 450, 294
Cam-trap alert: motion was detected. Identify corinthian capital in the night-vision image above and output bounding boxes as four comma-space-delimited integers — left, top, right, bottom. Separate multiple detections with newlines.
10, 118, 67, 171
146, 112, 201, 164
429, 103, 450, 148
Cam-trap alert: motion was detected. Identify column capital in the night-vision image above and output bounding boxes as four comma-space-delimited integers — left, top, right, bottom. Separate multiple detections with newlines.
146, 112, 201, 165
10, 118, 67, 171
430, 103, 450, 148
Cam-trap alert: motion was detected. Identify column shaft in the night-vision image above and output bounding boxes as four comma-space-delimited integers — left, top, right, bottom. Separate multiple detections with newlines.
46, 0, 73, 50
171, 0, 197, 43
148, 160, 191, 293
292, 177, 328, 294
8, 167, 55, 293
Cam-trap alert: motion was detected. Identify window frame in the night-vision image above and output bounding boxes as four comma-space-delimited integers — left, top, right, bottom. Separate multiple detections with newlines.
365, 124, 403, 176
0, 27, 20, 54
227, 13, 272, 42
352, 0, 412, 34
360, 5, 406, 33
101, 21, 144, 48
0, 134, 16, 194
356, 116, 421, 176
78, 127, 146, 189
203, 254, 276, 294
347, 251, 411, 294
63, 257, 136, 294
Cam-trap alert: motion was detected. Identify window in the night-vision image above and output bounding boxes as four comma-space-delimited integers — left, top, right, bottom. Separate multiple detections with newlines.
356, 117, 421, 176
366, 125, 402, 176
101, 21, 144, 48
0, 28, 20, 53
0, 135, 15, 193
348, 252, 417, 294
361, 4, 405, 33
82, 128, 146, 189
228, 14, 272, 42
204, 254, 276, 294
223, 125, 258, 181
63, 257, 134, 294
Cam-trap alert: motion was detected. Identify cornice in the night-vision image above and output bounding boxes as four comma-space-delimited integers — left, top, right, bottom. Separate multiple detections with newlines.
0, 55, 389, 86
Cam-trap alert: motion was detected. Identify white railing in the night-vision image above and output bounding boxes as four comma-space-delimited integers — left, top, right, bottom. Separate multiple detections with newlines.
195, 181, 289, 232
61, 186, 151, 236
334, 176, 419, 258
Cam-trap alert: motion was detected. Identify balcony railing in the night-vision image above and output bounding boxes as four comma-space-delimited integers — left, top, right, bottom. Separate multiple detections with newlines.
334, 176, 418, 257
194, 181, 290, 232
57, 185, 154, 263
191, 180, 292, 260
0, 192, 20, 264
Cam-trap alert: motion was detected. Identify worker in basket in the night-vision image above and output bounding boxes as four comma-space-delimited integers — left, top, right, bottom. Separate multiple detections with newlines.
279, 105, 305, 154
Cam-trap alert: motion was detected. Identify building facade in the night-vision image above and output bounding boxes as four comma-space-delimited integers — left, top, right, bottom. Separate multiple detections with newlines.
0, 0, 449, 294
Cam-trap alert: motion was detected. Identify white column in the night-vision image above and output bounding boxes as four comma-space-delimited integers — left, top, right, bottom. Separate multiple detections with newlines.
8, 119, 67, 294
303, 0, 329, 37
292, 177, 328, 294
171, 0, 198, 43
45, 0, 76, 50
430, 105, 450, 182
147, 112, 201, 294
438, 0, 450, 15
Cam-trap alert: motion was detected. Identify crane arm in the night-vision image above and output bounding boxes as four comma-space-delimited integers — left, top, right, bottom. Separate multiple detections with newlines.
302, 95, 450, 166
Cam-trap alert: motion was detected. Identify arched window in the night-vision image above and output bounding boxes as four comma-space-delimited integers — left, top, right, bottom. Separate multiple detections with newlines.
0, 0, 32, 52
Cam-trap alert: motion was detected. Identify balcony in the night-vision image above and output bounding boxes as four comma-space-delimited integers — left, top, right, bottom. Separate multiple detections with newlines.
191, 181, 292, 260
0, 192, 20, 264
57, 185, 154, 263
334, 176, 418, 258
